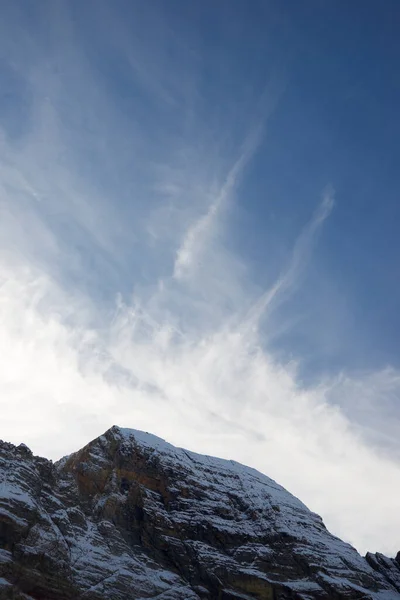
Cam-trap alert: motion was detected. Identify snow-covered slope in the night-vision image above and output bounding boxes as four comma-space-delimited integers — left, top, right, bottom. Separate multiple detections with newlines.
0, 426, 399, 600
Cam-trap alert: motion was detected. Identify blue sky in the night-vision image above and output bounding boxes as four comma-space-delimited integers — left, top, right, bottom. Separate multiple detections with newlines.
1, 0, 400, 555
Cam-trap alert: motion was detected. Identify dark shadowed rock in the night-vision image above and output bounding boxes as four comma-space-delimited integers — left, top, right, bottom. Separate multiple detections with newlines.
0, 427, 399, 599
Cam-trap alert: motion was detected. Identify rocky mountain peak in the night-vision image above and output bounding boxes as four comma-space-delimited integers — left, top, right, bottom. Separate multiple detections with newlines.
0, 426, 399, 599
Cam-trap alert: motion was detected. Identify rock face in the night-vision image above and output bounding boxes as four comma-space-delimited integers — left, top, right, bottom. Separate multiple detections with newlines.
0, 426, 399, 600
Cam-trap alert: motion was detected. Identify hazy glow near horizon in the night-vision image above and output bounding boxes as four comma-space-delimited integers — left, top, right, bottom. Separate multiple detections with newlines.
1, 1, 400, 557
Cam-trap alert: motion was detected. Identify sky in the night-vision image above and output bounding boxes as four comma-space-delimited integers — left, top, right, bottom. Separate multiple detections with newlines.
1, 0, 400, 557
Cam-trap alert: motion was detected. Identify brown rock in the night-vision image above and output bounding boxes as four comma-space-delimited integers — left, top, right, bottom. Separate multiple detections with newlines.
0, 428, 399, 600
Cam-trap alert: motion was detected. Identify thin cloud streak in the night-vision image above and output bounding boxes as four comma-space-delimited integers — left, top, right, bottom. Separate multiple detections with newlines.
173, 84, 282, 281
173, 125, 261, 280
244, 186, 335, 331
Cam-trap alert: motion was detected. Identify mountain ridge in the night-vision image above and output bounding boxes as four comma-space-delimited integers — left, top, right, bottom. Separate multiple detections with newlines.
0, 425, 399, 599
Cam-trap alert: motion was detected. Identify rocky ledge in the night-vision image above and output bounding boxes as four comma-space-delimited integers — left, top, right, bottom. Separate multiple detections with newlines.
0, 426, 399, 599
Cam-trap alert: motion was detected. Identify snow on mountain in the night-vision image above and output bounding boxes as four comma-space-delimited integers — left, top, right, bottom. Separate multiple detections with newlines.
0, 426, 399, 599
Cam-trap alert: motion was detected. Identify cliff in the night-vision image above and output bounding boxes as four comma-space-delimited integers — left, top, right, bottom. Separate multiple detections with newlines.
1, 426, 399, 599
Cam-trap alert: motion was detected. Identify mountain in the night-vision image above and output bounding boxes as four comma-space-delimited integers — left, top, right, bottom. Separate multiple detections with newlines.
0, 425, 399, 600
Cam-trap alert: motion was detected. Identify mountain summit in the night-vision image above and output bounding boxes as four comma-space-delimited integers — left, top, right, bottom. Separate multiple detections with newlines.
0, 425, 399, 599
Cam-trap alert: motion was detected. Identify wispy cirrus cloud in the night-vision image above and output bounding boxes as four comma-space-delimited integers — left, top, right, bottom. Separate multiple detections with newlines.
244, 186, 335, 330
173, 115, 270, 281
0, 0, 400, 559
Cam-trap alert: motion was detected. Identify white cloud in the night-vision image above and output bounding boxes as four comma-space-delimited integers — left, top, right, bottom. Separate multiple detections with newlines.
0, 1, 399, 560
173, 120, 266, 280
2, 197, 400, 557
244, 186, 335, 330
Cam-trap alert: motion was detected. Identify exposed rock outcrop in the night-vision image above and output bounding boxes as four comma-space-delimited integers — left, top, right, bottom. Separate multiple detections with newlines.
1, 426, 399, 599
